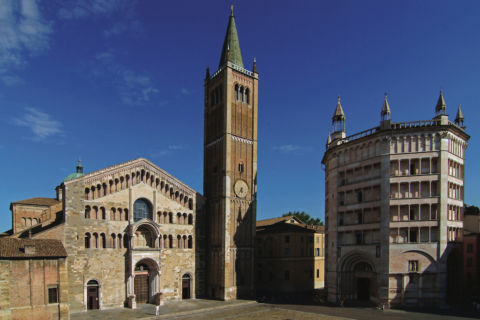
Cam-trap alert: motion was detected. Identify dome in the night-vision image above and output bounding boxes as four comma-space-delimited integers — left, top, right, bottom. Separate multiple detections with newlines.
63, 172, 84, 182
63, 159, 84, 182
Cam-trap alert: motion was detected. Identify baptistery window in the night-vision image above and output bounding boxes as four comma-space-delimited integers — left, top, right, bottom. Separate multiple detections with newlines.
134, 198, 152, 222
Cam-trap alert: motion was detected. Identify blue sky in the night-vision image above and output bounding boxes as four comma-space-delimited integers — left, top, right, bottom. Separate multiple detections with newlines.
1, 0, 479, 232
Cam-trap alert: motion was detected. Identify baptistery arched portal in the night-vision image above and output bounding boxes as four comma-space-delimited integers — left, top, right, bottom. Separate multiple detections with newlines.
133, 259, 159, 304
339, 253, 377, 302
134, 198, 153, 222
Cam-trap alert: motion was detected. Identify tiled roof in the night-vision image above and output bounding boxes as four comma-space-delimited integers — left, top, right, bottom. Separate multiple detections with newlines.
257, 215, 325, 232
11, 197, 59, 207
0, 238, 67, 259
256, 215, 299, 227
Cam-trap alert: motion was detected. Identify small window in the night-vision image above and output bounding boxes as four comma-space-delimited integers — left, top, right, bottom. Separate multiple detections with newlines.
238, 162, 244, 173
467, 257, 473, 267
316, 269, 320, 278
48, 287, 58, 303
467, 243, 474, 253
315, 248, 320, 256
285, 235, 290, 243
408, 260, 419, 272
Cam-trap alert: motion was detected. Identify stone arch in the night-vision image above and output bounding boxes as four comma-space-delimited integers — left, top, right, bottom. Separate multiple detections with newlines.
133, 225, 156, 248
338, 251, 377, 301
133, 258, 160, 304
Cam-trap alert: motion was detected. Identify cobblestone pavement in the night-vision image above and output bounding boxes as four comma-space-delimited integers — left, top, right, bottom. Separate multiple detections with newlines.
72, 300, 479, 320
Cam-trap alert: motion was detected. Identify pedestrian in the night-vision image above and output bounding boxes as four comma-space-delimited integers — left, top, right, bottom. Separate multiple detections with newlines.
155, 303, 160, 316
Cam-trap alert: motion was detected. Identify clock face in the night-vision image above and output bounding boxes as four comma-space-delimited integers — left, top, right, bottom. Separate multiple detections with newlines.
234, 180, 248, 198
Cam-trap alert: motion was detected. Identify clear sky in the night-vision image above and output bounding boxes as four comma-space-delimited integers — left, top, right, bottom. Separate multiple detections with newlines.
1, 0, 479, 232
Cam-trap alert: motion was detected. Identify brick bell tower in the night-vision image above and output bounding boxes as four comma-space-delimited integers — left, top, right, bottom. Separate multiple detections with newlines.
204, 5, 258, 300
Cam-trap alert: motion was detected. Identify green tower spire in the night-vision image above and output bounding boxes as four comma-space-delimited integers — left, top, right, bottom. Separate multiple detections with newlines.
218, 5, 244, 68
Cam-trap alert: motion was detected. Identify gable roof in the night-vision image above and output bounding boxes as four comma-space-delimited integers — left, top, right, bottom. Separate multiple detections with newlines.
11, 197, 59, 207
256, 215, 303, 227
64, 157, 200, 196
0, 238, 67, 259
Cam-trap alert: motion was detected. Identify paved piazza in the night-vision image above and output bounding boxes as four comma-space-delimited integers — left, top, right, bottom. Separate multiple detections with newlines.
71, 300, 478, 320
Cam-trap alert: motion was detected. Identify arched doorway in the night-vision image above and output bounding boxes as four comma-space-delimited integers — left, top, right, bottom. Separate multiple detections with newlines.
339, 253, 376, 302
134, 263, 150, 303
86, 280, 100, 310
182, 274, 191, 299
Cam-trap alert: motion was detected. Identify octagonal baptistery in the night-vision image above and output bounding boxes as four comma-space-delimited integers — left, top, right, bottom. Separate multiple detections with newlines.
60, 158, 205, 311
322, 93, 469, 307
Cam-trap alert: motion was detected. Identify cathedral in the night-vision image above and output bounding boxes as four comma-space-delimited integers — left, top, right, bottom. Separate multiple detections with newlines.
1, 8, 257, 318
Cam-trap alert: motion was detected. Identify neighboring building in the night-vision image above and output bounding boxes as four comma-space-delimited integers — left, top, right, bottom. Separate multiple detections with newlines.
322, 93, 469, 306
0, 239, 69, 319
204, 6, 258, 300
2, 8, 257, 317
255, 216, 325, 295
463, 212, 480, 300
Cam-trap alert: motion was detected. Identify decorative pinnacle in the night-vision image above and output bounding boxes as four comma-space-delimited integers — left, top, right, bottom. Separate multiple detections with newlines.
231, 4, 234, 16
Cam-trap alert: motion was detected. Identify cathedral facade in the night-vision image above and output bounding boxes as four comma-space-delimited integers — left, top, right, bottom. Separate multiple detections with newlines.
322, 93, 468, 306
3, 8, 257, 316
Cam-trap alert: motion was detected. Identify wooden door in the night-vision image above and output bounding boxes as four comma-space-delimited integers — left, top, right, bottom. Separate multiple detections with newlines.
87, 286, 99, 309
135, 274, 149, 303
182, 278, 190, 299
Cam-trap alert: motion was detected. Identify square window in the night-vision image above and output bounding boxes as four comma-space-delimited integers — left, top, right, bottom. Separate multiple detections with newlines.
467, 243, 474, 253
408, 260, 419, 272
48, 287, 58, 304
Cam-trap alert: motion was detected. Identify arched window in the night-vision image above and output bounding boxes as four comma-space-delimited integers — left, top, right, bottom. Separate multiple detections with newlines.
85, 233, 91, 248
28, 218, 32, 226
22, 217, 26, 226
168, 212, 173, 224
93, 233, 99, 248
163, 235, 168, 248
124, 209, 129, 221
177, 212, 182, 224
168, 235, 173, 248
245, 88, 249, 104
110, 208, 116, 221
235, 84, 239, 101
133, 198, 152, 222
183, 235, 187, 248
111, 234, 116, 249
240, 86, 244, 102
118, 208, 123, 220
85, 206, 91, 219
188, 214, 193, 225
100, 207, 106, 220
177, 235, 182, 248
188, 236, 193, 249
100, 233, 106, 249
85, 188, 90, 200
118, 234, 123, 249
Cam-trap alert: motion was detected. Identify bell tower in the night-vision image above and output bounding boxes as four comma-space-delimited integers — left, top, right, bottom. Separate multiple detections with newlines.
204, 6, 258, 300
